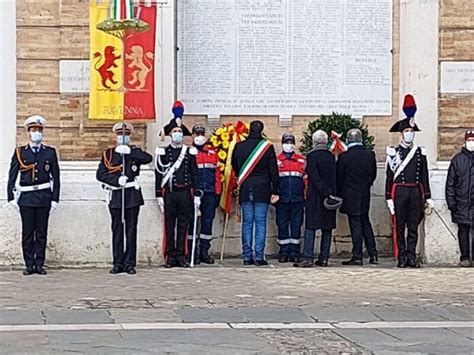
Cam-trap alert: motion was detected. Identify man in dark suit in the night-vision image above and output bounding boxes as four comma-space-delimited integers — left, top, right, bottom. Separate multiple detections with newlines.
231, 120, 279, 266
7, 115, 60, 275
97, 122, 153, 274
337, 129, 378, 266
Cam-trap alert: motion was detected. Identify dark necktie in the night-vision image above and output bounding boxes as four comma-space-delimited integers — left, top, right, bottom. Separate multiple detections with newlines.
33, 147, 39, 155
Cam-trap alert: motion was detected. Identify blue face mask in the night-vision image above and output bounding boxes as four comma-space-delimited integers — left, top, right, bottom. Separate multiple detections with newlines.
116, 135, 130, 145
171, 131, 183, 144
30, 131, 43, 144
403, 131, 415, 144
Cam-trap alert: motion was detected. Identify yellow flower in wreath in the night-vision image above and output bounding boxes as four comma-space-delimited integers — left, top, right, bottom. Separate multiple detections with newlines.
221, 132, 230, 141
219, 163, 225, 171
218, 150, 227, 161
216, 128, 224, 136
222, 140, 230, 149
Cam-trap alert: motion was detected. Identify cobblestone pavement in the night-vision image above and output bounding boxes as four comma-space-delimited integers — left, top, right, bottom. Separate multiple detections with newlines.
0, 259, 473, 353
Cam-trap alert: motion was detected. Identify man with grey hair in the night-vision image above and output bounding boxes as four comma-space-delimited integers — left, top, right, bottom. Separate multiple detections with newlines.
337, 128, 378, 265
295, 130, 337, 267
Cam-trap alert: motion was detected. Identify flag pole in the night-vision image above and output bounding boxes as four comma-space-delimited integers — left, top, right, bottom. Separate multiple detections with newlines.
220, 212, 230, 262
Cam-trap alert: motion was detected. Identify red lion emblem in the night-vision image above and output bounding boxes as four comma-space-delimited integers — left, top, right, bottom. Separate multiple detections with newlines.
93, 46, 121, 89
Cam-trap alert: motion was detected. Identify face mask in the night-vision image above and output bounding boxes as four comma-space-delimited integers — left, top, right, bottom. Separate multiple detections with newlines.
30, 131, 43, 144
194, 135, 206, 146
171, 131, 183, 144
116, 135, 130, 145
466, 141, 474, 152
403, 131, 415, 144
282, 143, 294, 153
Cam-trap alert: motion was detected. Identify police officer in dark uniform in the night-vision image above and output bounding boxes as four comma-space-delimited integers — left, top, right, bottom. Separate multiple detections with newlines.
96, 122, 153, 275
7, 115, 60, 275
386, 95, 434, 268
155, 101, 199, 268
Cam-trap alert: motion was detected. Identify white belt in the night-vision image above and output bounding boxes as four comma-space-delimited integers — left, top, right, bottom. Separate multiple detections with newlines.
197, 163, 217, 169
106, 180, 140, 191
279, 172, 304, 177
18, 182, 51, 192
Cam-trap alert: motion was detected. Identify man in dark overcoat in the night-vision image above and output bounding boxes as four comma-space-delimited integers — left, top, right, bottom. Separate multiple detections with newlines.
337, 129, 378, 265
295, 130, 337, 267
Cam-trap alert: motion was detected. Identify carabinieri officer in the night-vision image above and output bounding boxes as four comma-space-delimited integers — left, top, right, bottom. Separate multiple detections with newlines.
7, 115, 60, 275
385, 95, 434, 268
155, 101, 200, 268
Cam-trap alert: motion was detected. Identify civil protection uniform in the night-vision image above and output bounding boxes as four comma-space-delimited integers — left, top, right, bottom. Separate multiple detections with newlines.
187, 142, 222, 263
96, 123, 153, 273
155, 116, 199, 267
7, 116, 60, 273
276, 151, 306, 259
385, 96, 431, 267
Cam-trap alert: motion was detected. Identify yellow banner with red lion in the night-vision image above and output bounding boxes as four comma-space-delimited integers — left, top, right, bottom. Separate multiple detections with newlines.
89, 0, 156, 121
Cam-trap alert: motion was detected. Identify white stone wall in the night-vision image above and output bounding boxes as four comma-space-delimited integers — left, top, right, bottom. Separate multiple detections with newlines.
0, 162, 461, 266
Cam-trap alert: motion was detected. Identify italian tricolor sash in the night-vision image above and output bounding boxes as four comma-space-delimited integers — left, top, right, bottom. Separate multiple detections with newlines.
238, 140, 272, 186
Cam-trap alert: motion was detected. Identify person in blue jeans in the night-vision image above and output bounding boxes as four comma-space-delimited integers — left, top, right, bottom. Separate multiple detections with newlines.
231, 120, 279, 266
294, 130, 337, 268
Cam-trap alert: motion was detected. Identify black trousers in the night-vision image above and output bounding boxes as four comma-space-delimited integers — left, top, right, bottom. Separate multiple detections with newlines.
457, 224, 473, 261
109, 206, 140, 268
348, 212, 377, 259
394, 186, 424, 261
20, 206, 50, 268
164, 189, 193, 259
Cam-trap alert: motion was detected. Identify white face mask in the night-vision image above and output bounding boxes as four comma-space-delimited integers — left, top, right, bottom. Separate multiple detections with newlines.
30, 131, 43, 144
282, 143, 295, 153
171, 131, 183, 144
403, 131, 415, 144
466, 141, 474, 152
194, 135, 206, 146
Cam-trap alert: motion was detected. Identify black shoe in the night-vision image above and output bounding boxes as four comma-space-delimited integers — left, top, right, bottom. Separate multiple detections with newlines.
164, 257, 173, 268
293, 260, 314, 268
176, 257, 189, 268
314, 260, 328, 267
369, 256, 379, 265
35, 266, 47, 275
200, 254, 214, 264
289, 256, 300, 263
126, 267, 136, 274
278, 255, 289, 263
397, 260, 407, 268
23, 267, 34, 276
342, 258, 363, 266
407, 259, 421, 268
255, 260, 269, 266
243, 259, 254, 266
109, 266, 123, 274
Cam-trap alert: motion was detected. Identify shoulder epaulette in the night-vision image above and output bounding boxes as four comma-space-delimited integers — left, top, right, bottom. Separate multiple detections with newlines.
155, 147, 165, 155
386, 146, 397, 156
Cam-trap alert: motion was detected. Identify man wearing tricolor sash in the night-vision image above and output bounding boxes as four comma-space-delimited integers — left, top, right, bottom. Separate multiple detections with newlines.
231, 120, 279, 266
7, 115, 60, 275
385, 95, 434, 268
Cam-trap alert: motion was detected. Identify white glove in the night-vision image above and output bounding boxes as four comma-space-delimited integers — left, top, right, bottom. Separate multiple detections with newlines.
157, 197, 164, 213
194, 196, 201, 209
387, 199, 395, 215
50, 201, 58, 215
9, 200, 20, 214
118, 176, 128, 187
115, 145, 131, 155
426, 199, 435, 209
